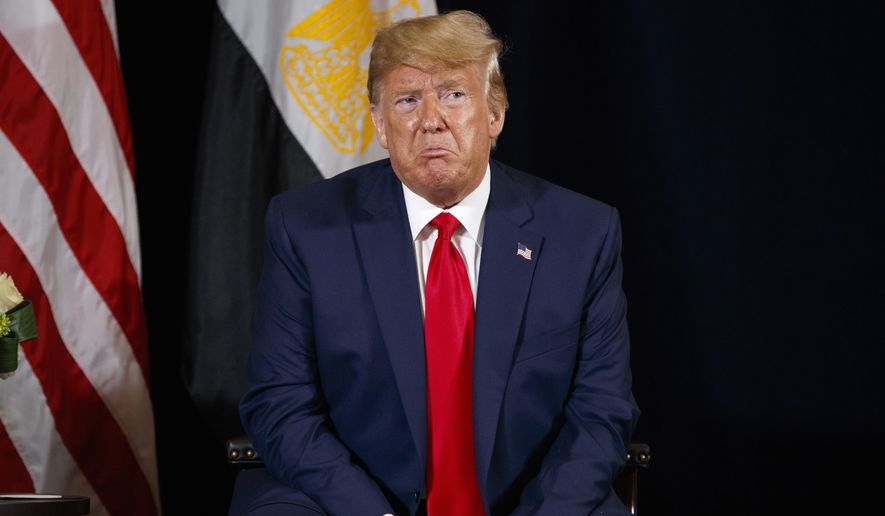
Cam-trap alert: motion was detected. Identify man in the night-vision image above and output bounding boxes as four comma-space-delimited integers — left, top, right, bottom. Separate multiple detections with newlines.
231, 10, 638, 516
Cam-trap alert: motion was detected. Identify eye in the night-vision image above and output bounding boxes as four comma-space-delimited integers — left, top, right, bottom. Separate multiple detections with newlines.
394, 96, 419, 113
442, 90, 467, 105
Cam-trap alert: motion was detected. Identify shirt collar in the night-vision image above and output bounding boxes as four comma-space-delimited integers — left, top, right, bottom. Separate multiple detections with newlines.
402, 163, 490, 244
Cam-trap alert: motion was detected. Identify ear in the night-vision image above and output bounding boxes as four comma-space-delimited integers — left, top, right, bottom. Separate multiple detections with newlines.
488, 105, 505, 140
370, 105, 388, 149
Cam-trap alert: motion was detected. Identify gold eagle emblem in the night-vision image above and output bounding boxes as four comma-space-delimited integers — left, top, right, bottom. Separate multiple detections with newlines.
280, 0, 422, 154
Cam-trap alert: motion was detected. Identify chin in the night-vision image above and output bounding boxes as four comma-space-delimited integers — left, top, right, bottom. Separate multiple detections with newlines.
394, 159, 466, 205
426, 172, 467, 196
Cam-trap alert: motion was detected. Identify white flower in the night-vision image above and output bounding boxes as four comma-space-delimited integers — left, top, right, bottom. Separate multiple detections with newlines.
0, 273, 24, 314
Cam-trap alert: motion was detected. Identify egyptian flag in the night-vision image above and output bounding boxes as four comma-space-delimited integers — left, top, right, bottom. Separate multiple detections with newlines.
186, 0, 438, 440
0, 1, 159, 514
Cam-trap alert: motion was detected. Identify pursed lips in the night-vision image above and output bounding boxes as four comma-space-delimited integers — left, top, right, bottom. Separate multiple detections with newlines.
419, 145, 453, 158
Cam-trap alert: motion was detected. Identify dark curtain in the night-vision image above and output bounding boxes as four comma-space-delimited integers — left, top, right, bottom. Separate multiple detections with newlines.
119, 1, 884, 513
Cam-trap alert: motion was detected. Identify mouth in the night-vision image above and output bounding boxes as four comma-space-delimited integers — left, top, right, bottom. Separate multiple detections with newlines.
419, 146, 452, 158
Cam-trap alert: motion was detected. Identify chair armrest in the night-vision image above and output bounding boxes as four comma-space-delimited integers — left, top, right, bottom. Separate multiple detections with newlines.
226, 436, 262, 465
625, 442, 651, 468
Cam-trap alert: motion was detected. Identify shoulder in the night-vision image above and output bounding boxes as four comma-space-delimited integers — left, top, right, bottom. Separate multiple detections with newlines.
268, 159, 393, 225
490, 159, 618, 236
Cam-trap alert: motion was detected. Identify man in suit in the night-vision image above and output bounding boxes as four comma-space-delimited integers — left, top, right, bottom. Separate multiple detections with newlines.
231, 10, 638, 516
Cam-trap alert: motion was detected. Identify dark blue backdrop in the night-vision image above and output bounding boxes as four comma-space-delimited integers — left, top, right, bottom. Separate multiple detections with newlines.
119, 1, 884, 514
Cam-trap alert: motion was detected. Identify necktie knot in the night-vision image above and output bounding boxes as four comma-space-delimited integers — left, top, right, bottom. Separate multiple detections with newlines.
430, 212, 461, 242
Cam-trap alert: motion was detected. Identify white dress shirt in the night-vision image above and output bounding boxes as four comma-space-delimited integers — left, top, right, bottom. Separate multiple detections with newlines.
402, 164, 490, 315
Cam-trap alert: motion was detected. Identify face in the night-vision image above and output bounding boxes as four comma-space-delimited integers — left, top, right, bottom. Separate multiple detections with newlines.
370, 63, 505, 208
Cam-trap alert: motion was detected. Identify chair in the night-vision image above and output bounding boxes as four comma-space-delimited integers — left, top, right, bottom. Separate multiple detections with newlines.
227, 438, 651, 514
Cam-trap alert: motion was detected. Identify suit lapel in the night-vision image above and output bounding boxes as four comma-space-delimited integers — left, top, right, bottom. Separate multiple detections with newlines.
352, 164, 428, 470
473, 162, 543, 493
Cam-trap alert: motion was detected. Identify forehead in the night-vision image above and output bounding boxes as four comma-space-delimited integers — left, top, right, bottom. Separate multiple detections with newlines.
382, 63, 484, 93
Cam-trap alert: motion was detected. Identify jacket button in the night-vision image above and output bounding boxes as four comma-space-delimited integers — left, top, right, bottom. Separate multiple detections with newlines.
413, 490, 420, 502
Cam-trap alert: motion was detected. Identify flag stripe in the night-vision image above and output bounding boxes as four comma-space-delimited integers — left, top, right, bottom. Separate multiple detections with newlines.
0, 419, 34, 493
0, 129, 159, 509
97, 0, 119, 53
0, 0, 142, 281
184, 5, 326, 437
0, 355, 109, 516
0, 360, 108, 516
0, 33, 149, 377
0, 226, 153, 516
50, 0, 135, 177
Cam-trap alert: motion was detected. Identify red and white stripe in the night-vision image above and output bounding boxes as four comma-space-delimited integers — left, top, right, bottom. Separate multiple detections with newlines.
0, 1, 158, 514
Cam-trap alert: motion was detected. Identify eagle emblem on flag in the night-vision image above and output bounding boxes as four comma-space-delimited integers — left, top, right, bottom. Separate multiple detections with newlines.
280, 0, 423, 154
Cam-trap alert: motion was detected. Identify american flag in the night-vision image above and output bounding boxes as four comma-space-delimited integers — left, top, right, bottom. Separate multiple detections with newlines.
517, 242, 533, 261
0, 1, 159, 514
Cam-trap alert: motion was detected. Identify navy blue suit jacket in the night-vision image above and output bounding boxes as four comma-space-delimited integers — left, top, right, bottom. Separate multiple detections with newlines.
240, 159, 639, 515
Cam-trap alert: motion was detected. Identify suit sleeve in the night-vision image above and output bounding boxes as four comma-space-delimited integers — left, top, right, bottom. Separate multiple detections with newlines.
511, 207, 640, 515
240, 197, 394, 516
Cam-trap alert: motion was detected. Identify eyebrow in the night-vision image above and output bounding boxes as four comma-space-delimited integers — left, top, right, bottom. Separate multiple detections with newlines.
435, 78, 468, 91
389, 77, 470, 98
390, 87, 423, 97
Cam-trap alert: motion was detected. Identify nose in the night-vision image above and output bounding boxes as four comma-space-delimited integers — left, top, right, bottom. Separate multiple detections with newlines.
419, 97, 444, 133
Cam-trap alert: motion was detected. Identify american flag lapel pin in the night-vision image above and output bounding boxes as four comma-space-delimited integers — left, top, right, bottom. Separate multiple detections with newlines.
516, 242, 532, 261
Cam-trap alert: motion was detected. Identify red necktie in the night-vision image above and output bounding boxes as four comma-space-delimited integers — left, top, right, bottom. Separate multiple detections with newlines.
424, 212, 485, 516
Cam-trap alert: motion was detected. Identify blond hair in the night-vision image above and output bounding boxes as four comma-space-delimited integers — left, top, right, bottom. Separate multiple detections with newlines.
368, 10, 508, 113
